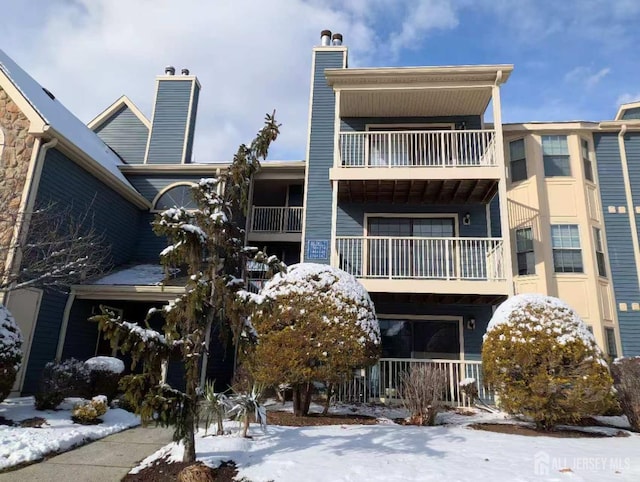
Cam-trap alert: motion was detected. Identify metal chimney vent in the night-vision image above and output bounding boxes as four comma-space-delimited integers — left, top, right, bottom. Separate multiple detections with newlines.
165, 66, 176, 75
332, 33, 343, 46
181, 68, 190, 75
320, 30, 332, 46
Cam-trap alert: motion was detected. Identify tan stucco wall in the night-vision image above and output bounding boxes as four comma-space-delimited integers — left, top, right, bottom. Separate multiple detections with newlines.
0, 86, 35, 269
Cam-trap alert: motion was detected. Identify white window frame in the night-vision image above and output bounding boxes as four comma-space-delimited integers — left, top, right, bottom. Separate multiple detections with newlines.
508, 137, 527, 182
551, 224, 583, 273
151, 182, 198, 213
542, 135, 571, 177
515, 226, 535, 275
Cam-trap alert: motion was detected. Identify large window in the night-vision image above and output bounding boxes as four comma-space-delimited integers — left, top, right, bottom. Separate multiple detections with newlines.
154, 184, 197, 211
379, 318, 460, 360
509, 139, 527, 182
593, 227, 607, 277
515, 227, 535, 275
551, 224, 583, 273
581, 139, 594, 182
542, 135, 571, 177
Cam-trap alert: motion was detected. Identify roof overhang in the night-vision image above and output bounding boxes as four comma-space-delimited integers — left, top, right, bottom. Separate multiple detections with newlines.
326, 64, 513, 117
615, 101, 640, 121
599, 120, 640, 132
73, 284, 185, 301
119, 160, 306, 177
503, 122, 600, 133
88, 95, 151, 130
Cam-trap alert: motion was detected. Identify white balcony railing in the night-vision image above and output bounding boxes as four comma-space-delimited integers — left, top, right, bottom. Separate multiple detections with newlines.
335, 358, 494, 407
339, 129, 497, 168
250, 206, 303, 233
336, 236, 505, 281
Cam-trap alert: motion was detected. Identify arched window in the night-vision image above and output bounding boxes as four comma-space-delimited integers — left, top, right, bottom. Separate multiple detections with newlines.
153, 183, 197, 211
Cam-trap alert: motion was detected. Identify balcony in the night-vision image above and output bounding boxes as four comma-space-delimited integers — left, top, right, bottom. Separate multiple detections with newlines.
248, 206, 303, 242
330, 129, 501, 204
335, 236, 508, 296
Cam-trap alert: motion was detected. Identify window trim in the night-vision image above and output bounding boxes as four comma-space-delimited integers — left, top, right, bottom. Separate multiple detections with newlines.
515, 226, 535, 275
593, 227, 607, 278
542, 135, 571, 178
551, 224, 583, 273
581, 138, 594, 183
363, 212, 460, 238
508, 138, 527, 182
151, 182, 198, 213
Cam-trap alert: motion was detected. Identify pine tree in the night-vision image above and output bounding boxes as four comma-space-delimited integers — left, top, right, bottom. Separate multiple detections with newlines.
92, 113, 283, 462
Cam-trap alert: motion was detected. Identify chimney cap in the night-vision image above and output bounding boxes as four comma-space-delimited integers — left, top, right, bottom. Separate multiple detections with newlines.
165, 65, 176, 75
332, 33, 343, 41
181, 68, 190, 75
320, 29, 332, 37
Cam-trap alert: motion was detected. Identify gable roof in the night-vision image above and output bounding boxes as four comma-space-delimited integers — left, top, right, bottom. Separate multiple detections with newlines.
88, 95, 151, 130
0, 49, 147, 205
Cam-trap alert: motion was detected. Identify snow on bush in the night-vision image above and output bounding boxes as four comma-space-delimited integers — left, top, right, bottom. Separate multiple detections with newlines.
611, 357, 640, 431
247, 263, 380, 416
35, 358, 91, 410
482, 294, 614, 429
85, 356, 125, 374
0, 304, 22, 402
71, 395, 109, 425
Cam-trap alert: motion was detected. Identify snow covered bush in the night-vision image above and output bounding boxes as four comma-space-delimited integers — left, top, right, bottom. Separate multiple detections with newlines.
482, 294, 614, 430
0, 304, 22, 402
71, 395, 108, 425
398, 364, 447, 426
611, 357, 640, 431
247, 263, 381, 416
85, 356, 125, 402
35, 358, 91, 410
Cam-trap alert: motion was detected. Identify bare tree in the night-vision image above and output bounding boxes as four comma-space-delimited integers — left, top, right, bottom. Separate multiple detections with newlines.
0, 192, 110, 293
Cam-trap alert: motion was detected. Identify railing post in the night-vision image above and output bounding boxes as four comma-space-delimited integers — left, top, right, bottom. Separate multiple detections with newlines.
388, 238, 393, 279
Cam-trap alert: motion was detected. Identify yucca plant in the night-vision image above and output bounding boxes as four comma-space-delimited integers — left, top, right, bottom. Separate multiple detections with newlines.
198, 380, 230, 436
227, 385, 267, 438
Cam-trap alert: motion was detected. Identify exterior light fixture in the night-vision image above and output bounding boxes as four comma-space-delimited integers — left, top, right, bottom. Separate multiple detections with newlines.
463, 212, 471, 225
466, 317, 476, 330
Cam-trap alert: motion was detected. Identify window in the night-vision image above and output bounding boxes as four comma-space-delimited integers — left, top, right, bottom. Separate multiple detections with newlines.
154, 184, 197, 211
605, 327, 618, 359
593, 227, 607, 277
509, 139, 527, 182
581, 139, 594, 182
542, 135, 571, 177
551, 224, 583, 273
515, 227, 535, 275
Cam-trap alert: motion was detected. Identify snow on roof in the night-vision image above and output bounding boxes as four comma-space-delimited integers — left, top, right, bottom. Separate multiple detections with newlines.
487, 293, 598, 348
0, 49, 136, 192
91, 264, 168, 286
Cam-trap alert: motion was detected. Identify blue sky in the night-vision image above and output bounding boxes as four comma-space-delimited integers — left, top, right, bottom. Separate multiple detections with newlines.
2, 0, 640, 161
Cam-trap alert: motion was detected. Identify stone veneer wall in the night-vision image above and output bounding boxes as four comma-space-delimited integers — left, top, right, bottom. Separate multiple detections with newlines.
0, 86, 35, 269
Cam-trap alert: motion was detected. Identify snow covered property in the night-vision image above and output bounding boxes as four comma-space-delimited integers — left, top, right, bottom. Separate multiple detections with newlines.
1, 28, 640, 409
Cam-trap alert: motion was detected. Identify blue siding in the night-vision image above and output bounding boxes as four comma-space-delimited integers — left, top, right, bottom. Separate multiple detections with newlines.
23, 291, 68, 394
341, 115, 482, 132
134, 212, 167, 262
371, 300, 493, 359
621, 107, 640, 120
126, 173, 204, 203
594, 133, 640, 355
146, 80, 194, 164
302, 50, 346, 263
490, 194, 501, 237
61, 299, 96, 362
94, 105, 149, 164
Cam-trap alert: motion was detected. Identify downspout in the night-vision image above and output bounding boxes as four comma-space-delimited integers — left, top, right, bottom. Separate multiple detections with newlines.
617, 124, 640, 292
2, 137, 58, 302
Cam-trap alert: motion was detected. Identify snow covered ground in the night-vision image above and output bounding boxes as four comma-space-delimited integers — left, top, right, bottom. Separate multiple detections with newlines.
132, 403, 640, 481
0, 396, 139, 470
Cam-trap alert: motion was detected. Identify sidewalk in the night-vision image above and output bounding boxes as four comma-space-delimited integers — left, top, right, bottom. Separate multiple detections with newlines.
0, 425, 173, 481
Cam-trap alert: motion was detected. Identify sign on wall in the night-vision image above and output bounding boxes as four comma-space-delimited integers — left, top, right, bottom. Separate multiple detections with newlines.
306, 239, 329, 260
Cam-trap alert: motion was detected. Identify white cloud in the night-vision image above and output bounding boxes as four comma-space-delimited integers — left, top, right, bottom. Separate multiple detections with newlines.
564, 66, 610, 89
616, 92, 640, 106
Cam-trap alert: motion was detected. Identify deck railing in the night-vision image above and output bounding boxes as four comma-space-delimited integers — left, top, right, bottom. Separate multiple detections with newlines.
339, 130, 497, 168
335, 358, 494, 407
250, 206, 303, 233
336, 236, 505, 281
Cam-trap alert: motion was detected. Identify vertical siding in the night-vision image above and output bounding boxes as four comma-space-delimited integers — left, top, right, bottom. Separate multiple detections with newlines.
594, 133, 640, 355
621, 107, 640, 120
146, 80, 194, 164
302, 50, 345, 263
94, 105, 149, 164
22, 291, 68, 394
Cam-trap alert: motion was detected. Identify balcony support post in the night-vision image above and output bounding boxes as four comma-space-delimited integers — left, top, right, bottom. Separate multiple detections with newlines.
492, 74, 515, 296
330, 180, 339, 266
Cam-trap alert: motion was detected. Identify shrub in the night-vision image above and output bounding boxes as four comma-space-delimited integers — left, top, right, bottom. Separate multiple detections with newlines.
482, 294, 614, 430
398, 365, 447, 426
459, 377, 479, 405
227, 385, 266, 438
611, 357, 640, 431
85, 356, 124, 402
247, 263, 380, 416
35, 358, 91, 410
198, 380, 229, 436
71, 395, 108, 425
0, 304, 22, 403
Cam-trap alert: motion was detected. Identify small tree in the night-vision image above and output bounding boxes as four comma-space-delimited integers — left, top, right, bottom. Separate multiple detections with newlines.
92, 113, 282, 462
247, 263, 381, 416
398, 364, 447, 426
0, 304, 22, 402
482, 294, 614, 430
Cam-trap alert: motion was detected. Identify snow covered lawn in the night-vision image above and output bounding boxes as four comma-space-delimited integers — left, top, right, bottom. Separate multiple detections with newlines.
0, 396, 139, 470
133, 405, 640, 481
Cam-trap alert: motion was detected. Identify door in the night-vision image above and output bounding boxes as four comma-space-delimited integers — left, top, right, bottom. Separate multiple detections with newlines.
6, 288, 42, 393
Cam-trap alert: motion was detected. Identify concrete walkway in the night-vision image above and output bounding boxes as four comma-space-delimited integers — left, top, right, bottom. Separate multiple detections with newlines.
0, 425, 174, 481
